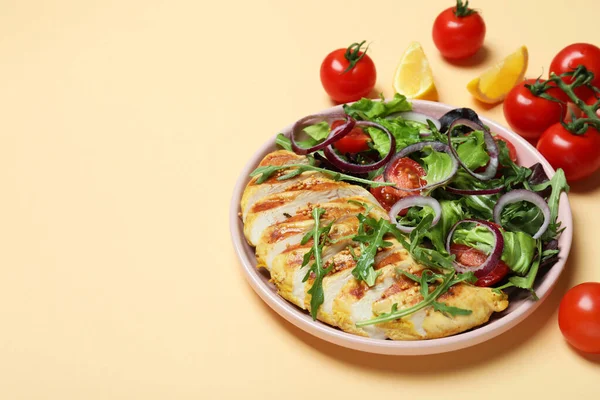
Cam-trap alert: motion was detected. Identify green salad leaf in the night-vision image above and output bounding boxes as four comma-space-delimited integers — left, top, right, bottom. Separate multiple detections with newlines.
351, 214, 396, 286
364, 117, 421, 158
422, 147, 455, 186
343, 93, 412, 120
454, 130, 490, 170
301, 208, 334, 320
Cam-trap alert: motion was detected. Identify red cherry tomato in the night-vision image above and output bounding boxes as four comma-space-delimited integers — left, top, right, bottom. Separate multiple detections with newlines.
320, 41, 376, 103
450, 243, 509, 287
330, 120, 371, 154
432, 1, 486, 60
558, 282, 600, 354
550, 43, 600, 98
536, 123, 600, 181
370, 158, 425, 212
495, 135, 518, 163
503, 79, 568, 140
584, 94, 600, 118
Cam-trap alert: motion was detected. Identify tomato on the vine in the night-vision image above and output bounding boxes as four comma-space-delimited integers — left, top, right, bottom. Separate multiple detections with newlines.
550, 43, 600, 98
320, 41, 376, 104
503, 79, 568, 140
370, 158, 425, 212
449, 244, 509, 287
330, 120, 371, 154
558, 282, 600, 354
432, 0, 486, 60
536, 123, 600, 181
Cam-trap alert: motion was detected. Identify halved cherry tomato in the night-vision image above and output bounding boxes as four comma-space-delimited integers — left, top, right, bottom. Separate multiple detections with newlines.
330, 120, 371, 154
450, 243, 510, 287
558, 282, 600, 354
370, 158, 425, 212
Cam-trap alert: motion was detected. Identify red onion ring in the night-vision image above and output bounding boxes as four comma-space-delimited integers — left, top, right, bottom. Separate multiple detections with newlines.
447, 119, 499, 181
384, 141, 458, 192
291, 113, 355, 155
389, 196, 442, 233
445, 219, 504, 276
493, 189, 550, 240
446, 186, 504, 195
323, 120, 395, 173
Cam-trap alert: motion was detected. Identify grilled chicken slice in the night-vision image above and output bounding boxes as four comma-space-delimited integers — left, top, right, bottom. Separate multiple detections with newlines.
241, 150, 509, 340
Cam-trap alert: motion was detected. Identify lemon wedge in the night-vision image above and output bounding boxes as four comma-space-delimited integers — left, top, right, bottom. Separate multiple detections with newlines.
393, 42, 438, 101
467, 46, 529, 104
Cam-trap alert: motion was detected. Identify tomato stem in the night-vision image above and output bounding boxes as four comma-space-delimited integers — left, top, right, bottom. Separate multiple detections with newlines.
528, 65, 600, 135
454, 0, 476, 17
343, 40, 370, 74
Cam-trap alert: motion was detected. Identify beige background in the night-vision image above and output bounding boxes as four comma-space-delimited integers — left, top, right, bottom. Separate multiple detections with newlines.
0, 0, 599, 398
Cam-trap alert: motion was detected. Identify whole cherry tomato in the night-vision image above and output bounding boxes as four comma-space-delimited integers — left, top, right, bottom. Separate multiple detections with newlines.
550, 43, 600, 98
503, 79, 568, 140
536, 123, 600, 181
320, 41, 376, 103
432, 0, 486, 60
558, 282, 600, 354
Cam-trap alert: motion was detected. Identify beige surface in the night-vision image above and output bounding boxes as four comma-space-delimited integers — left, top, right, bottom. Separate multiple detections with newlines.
0, 0, 599, 398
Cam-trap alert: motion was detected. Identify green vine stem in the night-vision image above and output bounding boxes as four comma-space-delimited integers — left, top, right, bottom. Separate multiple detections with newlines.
454, 0, 476, 17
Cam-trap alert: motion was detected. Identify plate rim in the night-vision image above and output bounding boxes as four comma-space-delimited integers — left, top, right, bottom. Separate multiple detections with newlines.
229, 99, 573, 355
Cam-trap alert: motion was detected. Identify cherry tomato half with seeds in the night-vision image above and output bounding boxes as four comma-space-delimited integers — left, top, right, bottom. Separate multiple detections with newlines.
370, 158, 425, 212
503, 79, 568, 141
558, 282, 600, 354
320, 41, 376, 104
330, 120, 371, 154
432, 0, 486, 60
450, 244, 509, 287
550, 43, 600, 98
536, 123, 600, 181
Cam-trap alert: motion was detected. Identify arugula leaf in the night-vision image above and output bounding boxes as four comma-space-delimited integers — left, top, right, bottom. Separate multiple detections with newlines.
301, 208, 334, 320
249, 162, 395, 187
275, 133, 293, 151
496, 240, 543, 300
499, 200, 545, 237
455, 130, 490, 170
421, 147, 455, 186
356, 269, 474, 327
530, 168, 569, 241
496, 139, 532, 189
351, 215, 395, 286
343, 93, 412, 120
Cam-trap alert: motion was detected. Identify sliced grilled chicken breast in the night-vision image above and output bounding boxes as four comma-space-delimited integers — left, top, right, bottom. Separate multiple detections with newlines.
241, 150, 508, 340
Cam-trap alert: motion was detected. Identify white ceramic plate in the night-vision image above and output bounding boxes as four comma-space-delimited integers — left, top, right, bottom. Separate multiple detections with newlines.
229, 100, 572, 355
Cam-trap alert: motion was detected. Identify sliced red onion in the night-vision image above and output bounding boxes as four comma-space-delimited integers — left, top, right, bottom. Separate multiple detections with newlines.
389, 196, 442, 233
493, 189, 550, 239
384, 141, 458, 192
386, 111, 441, 135
291, 113, 355, 155
446, 186, 504, 195
323, 121, 395, 173
446, 219, 504, 276
447, 118, 499, 181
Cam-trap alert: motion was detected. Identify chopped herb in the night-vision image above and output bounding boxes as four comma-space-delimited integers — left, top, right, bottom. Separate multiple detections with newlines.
350, 214, 396, 286
301, 208, 334, 320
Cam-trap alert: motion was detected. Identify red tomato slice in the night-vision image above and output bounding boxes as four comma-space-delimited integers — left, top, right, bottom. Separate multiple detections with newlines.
450, 243, 510, 287
370, 158, 426, 212
330, 120, 371, 154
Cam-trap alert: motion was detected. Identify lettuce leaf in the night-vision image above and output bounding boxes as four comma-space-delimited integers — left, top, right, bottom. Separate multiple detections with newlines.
422, 148, 455, 186
455, 130, 490, 170
343, 93, 412, 120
